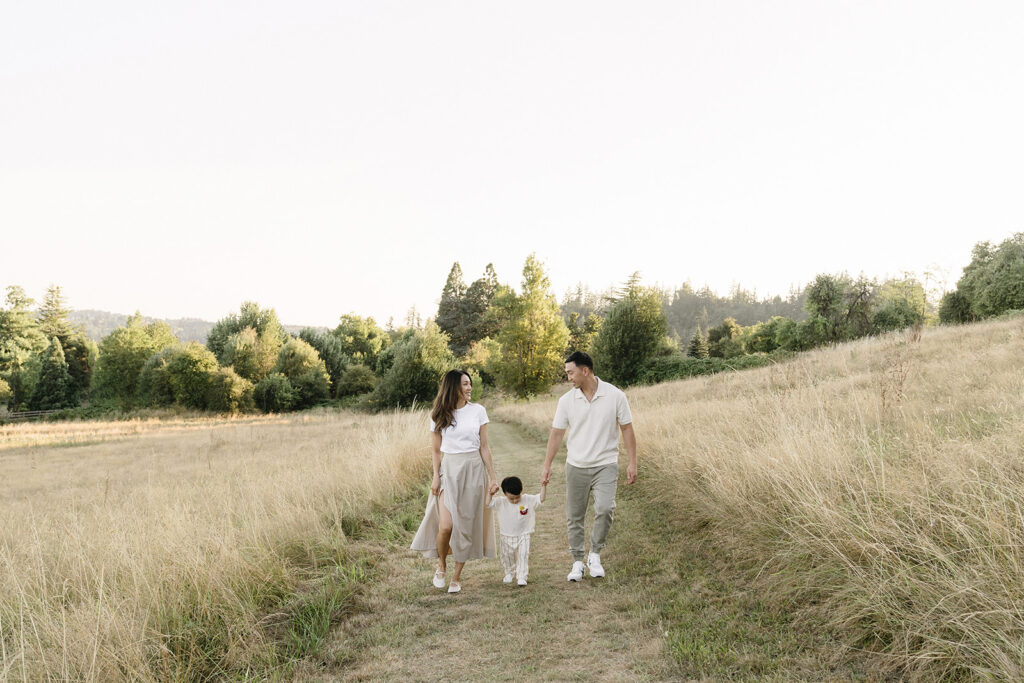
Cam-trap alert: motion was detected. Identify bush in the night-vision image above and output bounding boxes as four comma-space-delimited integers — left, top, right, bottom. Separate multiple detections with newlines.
272, 339, 330, 409
223, 327, 279, 383
253, 373, 295, 413
373, 323, 454, 409
92, 314, 177, 408
336, 365, 377, 397
0, 377, 11, 407
872, 298, 925, 333
166, 343, 219, 409
207, 302, 286, 365
939, 291, 975, 324
205, 367, 255, 413
639, 352, 782, 384
137, 346, 180, 407
299, 329, 350, 395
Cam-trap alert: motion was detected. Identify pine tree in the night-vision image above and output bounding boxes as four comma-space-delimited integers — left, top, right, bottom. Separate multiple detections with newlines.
28, 337, 74, 410
687, 327, 710, 359
436, 263, 466, 346
37, 285, 73, 341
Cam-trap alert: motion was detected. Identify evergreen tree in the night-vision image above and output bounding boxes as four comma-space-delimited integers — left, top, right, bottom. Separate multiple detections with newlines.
494, 254, 570, 397
456, 263, 501, 353
687, 327, 710, 359
36, 285, 72, 341
0, 286, 47, 409
28, 337, 74, 410
591, 278, 670, 385
436, 262, 467, 344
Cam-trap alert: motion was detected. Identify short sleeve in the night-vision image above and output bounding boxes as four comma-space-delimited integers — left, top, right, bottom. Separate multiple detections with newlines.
429, 417, 436, 432
487, 496, 498, 509
478, 404, 489, 425
616, 391, 633, 425
552, 396, 570, 430
528, 493, 542, 509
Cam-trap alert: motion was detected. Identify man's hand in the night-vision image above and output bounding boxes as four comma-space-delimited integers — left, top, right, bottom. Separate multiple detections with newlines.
626, 461, 637, 485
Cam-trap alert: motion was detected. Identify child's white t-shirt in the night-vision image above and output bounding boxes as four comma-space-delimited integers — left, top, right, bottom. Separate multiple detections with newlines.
429, 403, 489, 454
488, 493, 542, 536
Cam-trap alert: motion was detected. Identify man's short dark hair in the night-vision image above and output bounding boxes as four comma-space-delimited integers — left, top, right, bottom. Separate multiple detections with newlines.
501, 476, 523, 495
564, 351, 593, 370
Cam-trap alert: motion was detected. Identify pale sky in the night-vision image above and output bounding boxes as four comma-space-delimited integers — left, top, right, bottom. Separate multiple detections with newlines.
2, 2, 1021, 327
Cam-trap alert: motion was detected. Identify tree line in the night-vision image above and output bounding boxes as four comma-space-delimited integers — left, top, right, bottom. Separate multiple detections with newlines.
2, 235, 1020, 416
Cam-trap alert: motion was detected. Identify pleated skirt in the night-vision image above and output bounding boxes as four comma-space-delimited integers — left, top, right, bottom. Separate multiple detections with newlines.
410, 450, 496, 562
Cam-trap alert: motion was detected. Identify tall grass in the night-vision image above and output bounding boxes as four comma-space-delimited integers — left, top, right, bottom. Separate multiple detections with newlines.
0, 408, 429, 680
496, 317, 1024, 679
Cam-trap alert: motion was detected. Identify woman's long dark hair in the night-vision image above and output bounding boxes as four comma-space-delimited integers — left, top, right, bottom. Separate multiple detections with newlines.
431, 369, 470, 432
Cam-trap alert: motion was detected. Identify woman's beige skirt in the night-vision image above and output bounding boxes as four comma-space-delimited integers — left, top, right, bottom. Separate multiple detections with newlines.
410, 450, 495, 562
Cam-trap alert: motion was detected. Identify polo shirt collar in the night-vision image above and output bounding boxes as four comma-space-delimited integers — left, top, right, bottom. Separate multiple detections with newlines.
574, 377, 607, 400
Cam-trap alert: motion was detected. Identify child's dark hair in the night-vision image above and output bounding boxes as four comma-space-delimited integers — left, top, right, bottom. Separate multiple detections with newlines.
501, 476, 523, 495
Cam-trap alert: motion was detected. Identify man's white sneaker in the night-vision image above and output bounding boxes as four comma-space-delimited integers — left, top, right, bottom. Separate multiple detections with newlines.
503, 573, 514, 584
567, 561, 585, 582
587, 552, 605, 578
517, 578, 528, 586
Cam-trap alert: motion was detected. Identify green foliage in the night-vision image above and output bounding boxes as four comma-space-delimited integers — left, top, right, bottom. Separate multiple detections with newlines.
955, 233, 1024, 318
205, 367, 255, 413
686, 328, 710, 359
373, 322, 454, 409
333, 314, 389, 369
436, 263, 503, 356
207, 302, 286, 365
92, 313, 178, 408
745, 318, 784, 354
872, 277, 927, 333
336, 364, 377, 397
567, 311, 603, 354
707, 317, 745, 359
0, 286, 48, 410
436, 262, 466, 347
299, 328, 351, 395
273, 338, 330, 409
592, 277, 670, 386
939, 290, 975, 324
137, 345, 181, 407
28, 337, 75, 410
639, 352, 781, 384
166, 343, 219, 409
224, 327, 280, 382
804, 274, 848, 342
493, 255, 571, 396
36, 285, 73, 341
0, 377, 11, 407
460, 337, 502, 386
253, 373, 296, 413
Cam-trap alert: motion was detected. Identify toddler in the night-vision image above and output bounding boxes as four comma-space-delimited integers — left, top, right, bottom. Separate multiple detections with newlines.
488, 475, 546, 586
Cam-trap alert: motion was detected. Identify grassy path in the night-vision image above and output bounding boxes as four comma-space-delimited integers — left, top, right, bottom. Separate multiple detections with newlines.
304, 421, 862, 682
307, 421, 672, 681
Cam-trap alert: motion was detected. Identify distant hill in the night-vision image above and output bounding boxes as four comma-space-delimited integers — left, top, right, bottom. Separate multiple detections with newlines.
69, 310, 328, 344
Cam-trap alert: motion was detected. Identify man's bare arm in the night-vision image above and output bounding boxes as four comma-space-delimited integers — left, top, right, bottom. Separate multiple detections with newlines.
620, 422, 637, 484
541, 428, 566, 485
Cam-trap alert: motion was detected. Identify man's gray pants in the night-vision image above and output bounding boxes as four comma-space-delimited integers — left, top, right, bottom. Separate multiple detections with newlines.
565, 462, 618, 562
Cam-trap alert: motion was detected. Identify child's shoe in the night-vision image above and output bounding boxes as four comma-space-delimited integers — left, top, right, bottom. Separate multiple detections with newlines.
503, 573, 514, 583
517, 578, 527, 586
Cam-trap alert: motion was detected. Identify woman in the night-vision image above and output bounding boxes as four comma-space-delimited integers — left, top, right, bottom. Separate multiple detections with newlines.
410, 369, 498, 593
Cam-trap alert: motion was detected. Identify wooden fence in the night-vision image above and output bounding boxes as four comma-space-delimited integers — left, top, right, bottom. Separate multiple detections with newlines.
3, 409, 64, 421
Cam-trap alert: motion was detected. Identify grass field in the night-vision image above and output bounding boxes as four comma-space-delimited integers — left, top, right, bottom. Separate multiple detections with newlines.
0, 408, 429, 680
496, 316, 1024, 679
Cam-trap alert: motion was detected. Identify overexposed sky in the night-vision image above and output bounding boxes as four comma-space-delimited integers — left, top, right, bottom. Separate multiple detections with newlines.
2, 1, 1022, 327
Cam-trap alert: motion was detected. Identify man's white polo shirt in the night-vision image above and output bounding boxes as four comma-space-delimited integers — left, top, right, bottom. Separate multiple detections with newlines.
552, 378, 633, 468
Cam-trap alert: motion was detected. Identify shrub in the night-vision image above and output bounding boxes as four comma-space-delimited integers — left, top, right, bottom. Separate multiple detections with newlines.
639, 352, 781, 384
273, 339, 330, 409
335, 365, 376, 397
223, 327, 280, 382
92, 314, 177, 408
939, 290, 975, 325
207, 302, 286, 365
0, 377, 11, 407
253, 373, 295, 413
166, 343, 219, 409
373, 322, 454, 409
299, 328, 350, 395
205, 367, 255, 413
137, 345, 181, 407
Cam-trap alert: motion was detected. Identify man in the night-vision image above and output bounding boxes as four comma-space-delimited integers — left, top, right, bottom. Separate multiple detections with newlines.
541, 351, 637, 582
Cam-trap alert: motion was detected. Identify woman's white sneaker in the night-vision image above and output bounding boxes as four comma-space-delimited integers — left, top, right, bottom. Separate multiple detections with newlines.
567, 561, 585, 582
587, 552, 605, 578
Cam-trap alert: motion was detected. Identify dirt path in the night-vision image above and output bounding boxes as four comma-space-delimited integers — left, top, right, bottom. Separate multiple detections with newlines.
310, 421, 675, 682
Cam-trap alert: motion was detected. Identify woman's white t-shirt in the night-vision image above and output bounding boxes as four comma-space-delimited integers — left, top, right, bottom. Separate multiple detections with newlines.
430, 403, 489, 454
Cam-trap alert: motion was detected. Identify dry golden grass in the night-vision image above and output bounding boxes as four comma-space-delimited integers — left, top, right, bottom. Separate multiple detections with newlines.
495, 317, 1024, 679
0, 407, 429, 681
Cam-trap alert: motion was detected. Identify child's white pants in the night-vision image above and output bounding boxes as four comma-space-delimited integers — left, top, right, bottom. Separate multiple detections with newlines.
499, 533, 531, 581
